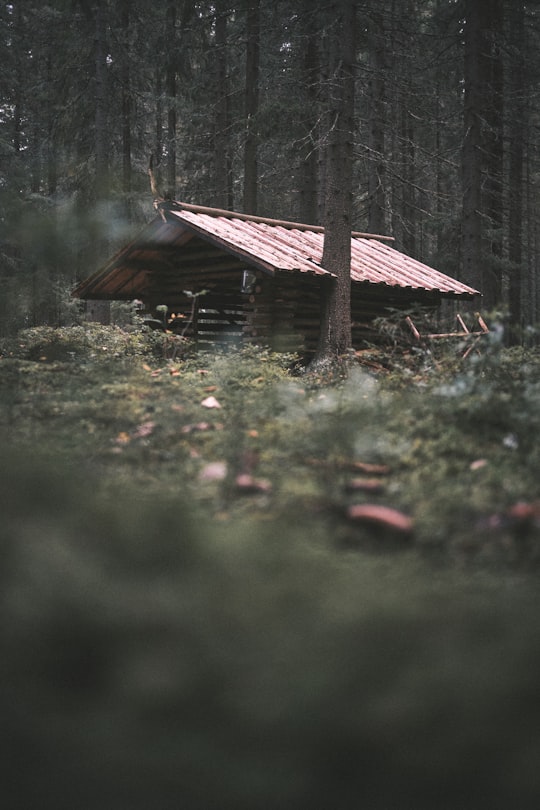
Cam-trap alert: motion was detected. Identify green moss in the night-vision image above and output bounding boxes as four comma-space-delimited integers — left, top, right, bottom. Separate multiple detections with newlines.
1, 326, 540, 568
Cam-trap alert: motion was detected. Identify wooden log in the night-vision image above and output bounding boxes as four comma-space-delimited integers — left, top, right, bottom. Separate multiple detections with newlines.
456, 313, 470, 333
405, 316, 422, 341
477, 314, 490, 333
424, 331, 488, 339
160, 200, 395, 241
244, 316, 274, 326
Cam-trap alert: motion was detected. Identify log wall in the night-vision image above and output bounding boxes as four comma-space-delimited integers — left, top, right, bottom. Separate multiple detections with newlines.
141, 233, 441, 354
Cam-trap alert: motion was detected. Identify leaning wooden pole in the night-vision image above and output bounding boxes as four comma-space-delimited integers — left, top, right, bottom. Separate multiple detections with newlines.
158, 200, 394, 241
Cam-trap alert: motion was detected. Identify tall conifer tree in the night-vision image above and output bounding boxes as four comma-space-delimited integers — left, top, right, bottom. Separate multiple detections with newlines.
315, 0, 356, 365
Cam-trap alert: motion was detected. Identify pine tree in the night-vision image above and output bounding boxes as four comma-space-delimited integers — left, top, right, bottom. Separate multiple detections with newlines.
315, 0, 356, 364
243, 0, 260, 214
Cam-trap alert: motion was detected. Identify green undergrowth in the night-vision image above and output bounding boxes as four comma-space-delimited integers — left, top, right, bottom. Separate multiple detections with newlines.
3, 325, 540, 807
2, 324, 540, 568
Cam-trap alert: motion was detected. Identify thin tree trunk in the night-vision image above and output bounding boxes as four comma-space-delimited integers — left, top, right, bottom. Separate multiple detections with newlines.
434, 15, 443, 262
166, 0, 177, 199
367, 8, 386, 235
483, 0, 504, 307
298, 0, 319, 224
46, 51, 57, 197
461, 0, 484, 296
213, 1, 233, 209
156, 71, 164, 168
388, 0, 402, 247
120, 0, 132, 204
525, 90, 537, 331
243, 0, 260, 214
94, 2, 109, 199
461, 0, 504, 307
508, 1, 525, 338
12, 1, 23, 156
401, 105, 416, 257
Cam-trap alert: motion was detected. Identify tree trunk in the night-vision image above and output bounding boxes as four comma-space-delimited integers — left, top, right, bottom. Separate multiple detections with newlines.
461, 0, 504, 307
166, 0, 177, 199
315, 0, 356, 364
155, 70, 164, 170
482, 0, 504, 307
297, 0, 320, 224
120, 0, 132, 204
461, 0, 484, 297
433, 0, 444, 263
213, 1, 233, 209
367, 8, 386, 235
46, 48, 57, 198
508, 1, 525, 338
94, 2, 109, 199
401, 104, 416, 257
243, 0, 260, 214
12, 1, 23, 156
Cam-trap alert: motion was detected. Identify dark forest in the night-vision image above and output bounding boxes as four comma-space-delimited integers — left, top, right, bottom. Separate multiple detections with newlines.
1, 1, 539, 336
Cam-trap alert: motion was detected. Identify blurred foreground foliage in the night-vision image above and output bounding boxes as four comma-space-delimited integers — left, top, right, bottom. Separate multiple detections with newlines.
2, 325, 540, 808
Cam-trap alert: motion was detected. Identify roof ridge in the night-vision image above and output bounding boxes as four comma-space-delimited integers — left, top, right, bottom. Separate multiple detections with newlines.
157, 199, 395, 242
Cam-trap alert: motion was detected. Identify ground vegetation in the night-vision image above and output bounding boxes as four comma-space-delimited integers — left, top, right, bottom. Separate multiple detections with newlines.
2, 323, 540, 806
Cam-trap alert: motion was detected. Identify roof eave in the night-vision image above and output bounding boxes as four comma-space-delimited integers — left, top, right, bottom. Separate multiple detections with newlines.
351, 279, 481, 299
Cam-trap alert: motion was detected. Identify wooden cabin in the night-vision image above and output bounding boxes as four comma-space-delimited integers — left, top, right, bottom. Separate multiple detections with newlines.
72, 201, 480, 355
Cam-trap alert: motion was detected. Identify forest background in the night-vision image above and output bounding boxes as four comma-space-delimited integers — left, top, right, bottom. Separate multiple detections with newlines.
1, 0, 539, 338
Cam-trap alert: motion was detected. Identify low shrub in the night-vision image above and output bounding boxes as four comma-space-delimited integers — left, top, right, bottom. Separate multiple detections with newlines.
0, 324, 192, 363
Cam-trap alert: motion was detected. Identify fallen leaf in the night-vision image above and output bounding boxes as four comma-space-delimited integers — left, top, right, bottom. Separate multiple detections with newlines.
181, 421, 212, 434
349, 461, 391, 475
132, 421, 156, 438
203, 385, 218, 393
235, 474, 272, 494
345, 478, 385, 493
199, 461, 228, 482
347, 504, 413, 533
114, 431, 131, 445
507, 501, 540, 521
201, 395, 222, 409
470, 458, 488, 471
306, 458, 391, 475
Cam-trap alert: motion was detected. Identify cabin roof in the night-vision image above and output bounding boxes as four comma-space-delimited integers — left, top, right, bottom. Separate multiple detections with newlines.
72, 201, 480, 300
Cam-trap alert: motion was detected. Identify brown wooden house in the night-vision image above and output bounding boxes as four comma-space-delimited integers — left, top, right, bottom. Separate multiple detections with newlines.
72, 201, 480, 355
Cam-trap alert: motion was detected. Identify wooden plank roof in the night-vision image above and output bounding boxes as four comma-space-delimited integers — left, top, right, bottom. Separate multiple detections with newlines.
72, 201, 480, 300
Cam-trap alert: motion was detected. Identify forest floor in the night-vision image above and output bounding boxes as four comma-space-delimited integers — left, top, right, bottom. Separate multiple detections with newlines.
2, 322, 540, 570
3, 323, 540, 807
